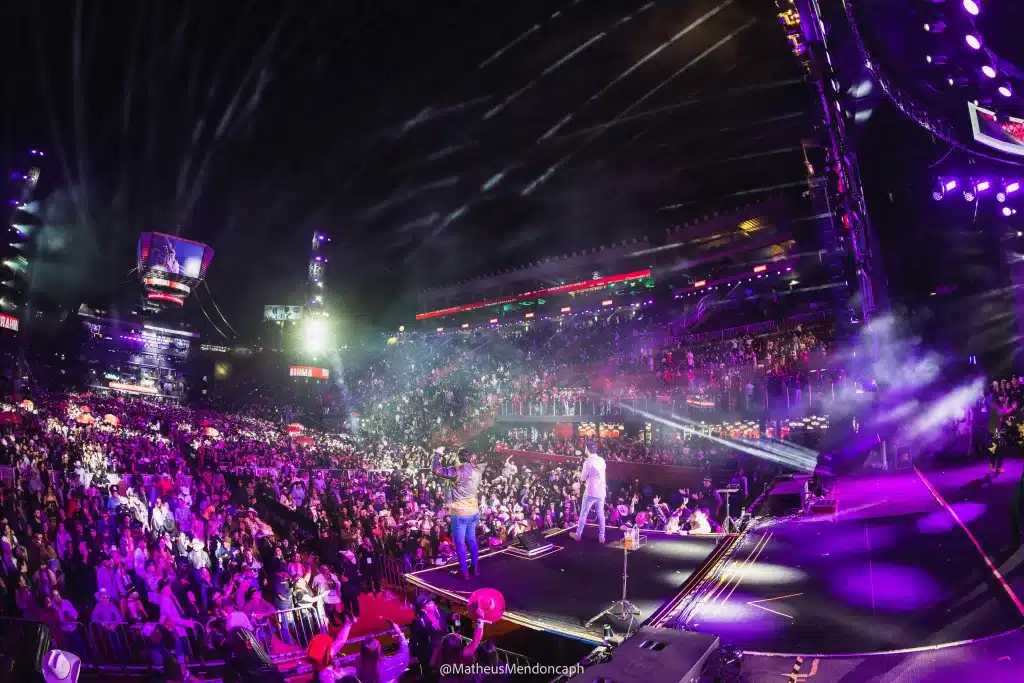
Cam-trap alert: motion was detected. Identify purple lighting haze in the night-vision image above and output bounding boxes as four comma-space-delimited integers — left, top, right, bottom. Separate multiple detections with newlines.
963, 0, 980, 16
832, 563, 943, 611
966, 34, 982, 50
918, 502, 986, 533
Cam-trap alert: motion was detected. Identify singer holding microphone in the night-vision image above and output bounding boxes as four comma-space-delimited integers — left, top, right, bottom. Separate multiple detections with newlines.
574, 447, 607, 544
432, 447, 485, 580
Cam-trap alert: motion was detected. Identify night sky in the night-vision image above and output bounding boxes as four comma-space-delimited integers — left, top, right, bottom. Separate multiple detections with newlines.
4, 0, 816, 337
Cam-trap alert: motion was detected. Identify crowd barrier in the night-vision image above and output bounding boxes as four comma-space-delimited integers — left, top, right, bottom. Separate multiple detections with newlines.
495, 449, 706, 489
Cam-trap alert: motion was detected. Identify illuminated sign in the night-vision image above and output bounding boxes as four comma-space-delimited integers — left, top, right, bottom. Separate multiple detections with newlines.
753, 265, 767, 273
694, 280, 707, 288
143, 277, 191, 293
969, 102, 1024, 157
489, 319, 498, 324
524, 312, 534, 319
143, 323, 198, 338
289, 365, 329, 380
601, 300, 613, 306
146, 292, 185, 306
264, 305, 304, 321
416, 269, 652, 320
462, 323, 470, 328
109, 382, 160, 395
560, 306, 571, 313
0, 314, 18, 332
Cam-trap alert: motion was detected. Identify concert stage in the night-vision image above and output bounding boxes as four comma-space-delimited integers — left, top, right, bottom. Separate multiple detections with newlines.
404, 527, 727, 644
656, 467, 1024, 658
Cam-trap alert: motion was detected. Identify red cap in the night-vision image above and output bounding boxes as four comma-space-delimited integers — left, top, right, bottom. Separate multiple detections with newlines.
307, 634, 333, 671
468, 588, 505, 624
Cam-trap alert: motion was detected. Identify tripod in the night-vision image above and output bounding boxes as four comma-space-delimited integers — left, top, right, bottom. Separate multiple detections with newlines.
585, 529, 645, 635
717, 486, 741, 533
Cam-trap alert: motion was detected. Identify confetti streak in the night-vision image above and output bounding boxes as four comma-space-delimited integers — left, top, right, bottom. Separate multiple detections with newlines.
524, 18, 757, 196
539, 0, 737, 141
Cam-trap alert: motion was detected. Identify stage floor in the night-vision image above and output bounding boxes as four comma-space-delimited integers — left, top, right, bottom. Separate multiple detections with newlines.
662, 468, 1024, 655
405, 527, 724, 643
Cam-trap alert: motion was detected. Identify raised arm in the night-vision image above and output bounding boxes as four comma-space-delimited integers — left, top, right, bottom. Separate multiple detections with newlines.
431, 449, 458, 480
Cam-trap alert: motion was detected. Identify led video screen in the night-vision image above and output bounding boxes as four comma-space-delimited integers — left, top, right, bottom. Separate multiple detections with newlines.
138, 232, 214, 280
968, 102, 1024, 157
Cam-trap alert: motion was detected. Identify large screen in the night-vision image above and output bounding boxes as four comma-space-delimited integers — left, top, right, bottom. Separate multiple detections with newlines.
968, 102, 1024, 157
138, 232, 215, 280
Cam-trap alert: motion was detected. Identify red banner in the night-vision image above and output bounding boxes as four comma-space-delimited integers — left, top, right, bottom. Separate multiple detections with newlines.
289, 366, 330, 380
415, 269, 651, 321
0, 314, 18, 332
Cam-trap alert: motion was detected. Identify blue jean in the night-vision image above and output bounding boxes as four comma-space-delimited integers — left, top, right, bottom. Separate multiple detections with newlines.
576, 496, 606, 540
452, 513, 480, 575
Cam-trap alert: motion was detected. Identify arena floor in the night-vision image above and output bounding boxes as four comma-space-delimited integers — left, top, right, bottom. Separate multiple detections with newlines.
662, 467, 1024, 657
405, 526, 725, 643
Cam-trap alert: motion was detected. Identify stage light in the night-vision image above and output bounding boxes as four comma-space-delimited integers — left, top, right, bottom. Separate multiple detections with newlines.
302, 317, 329, 354
461, 323, 469, 328
926, 54, 949, 65
398, 325, 405, 332
437, 327, 444, 332
1003, 207, 1015, 217
982, 65, 997, 78
998, 191, 1006, 202
962, 0, 979, 15
963, 189, 976, 202
489, 318, 498, 324
975, 180, 991, 193
999, 84, 1013, 97
965, 34, 982, 50
924, 22, 946, 32
1008, 182, 1021, 194
944, 179, 959, 192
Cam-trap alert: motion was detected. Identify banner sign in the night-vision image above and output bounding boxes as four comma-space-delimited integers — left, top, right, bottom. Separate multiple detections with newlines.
265, 305, 304, 321
0, 314, 18, 332
289, 366, 330, 380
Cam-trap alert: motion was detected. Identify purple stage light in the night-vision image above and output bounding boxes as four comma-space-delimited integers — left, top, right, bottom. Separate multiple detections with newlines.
944, 179, 958, 192
999, 84, 1013, 97
976, 180, 991, 192
965, 34, 982, 50
1003, 207, 1014, 217
963, 0, 980, 15
982, 65, 997, 78
1008, 182, 1021, 194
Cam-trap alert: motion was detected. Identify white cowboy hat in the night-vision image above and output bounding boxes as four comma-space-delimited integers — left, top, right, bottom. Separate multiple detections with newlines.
43, 649, 81, 683
225, 611, 253, 632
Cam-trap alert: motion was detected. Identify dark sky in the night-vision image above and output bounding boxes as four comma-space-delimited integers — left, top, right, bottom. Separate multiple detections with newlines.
2, 0, 812, 337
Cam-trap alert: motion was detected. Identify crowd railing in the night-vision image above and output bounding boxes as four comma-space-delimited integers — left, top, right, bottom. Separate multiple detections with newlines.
1, 603, 332, 673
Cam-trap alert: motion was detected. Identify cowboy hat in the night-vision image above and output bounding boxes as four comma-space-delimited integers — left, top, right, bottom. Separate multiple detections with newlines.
468, 588, 505, 624
43, 649, 81, 683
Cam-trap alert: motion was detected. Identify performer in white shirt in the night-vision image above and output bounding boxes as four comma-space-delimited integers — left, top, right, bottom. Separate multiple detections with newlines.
574, 448, 607, 543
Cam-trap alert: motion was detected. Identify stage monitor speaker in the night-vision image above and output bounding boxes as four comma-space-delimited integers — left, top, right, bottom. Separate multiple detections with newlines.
513, 530, 554, 557
810, 499, 837, 514
766, 491, 802, 515
567, 626, 720, 683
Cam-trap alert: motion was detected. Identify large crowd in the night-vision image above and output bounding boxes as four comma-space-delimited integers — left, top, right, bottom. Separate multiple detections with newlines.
0, 311, 844, 682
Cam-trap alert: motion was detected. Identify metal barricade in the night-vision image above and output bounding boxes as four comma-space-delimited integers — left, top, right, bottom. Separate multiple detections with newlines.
252, 604, 328, 652
460, 635, 537, 668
